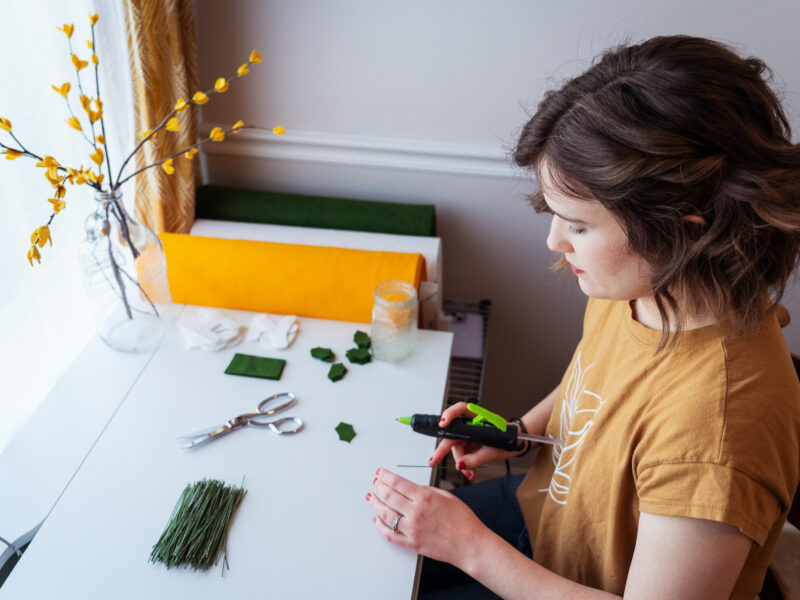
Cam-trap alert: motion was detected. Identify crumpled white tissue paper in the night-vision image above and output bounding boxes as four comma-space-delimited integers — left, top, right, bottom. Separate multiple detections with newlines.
247, 314, 299, 350
179, 308, 245, 351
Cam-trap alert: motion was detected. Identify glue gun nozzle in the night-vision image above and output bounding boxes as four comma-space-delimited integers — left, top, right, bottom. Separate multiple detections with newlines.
397, 416, 412, 426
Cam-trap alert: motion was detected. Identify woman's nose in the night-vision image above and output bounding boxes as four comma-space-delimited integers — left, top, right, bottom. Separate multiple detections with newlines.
546, 217, 573, 253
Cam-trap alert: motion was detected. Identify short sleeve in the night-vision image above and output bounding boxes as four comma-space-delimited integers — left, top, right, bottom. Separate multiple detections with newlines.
637, 461, 782, 545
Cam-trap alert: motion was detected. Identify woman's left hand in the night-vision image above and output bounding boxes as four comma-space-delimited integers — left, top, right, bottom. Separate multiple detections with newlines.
366, 467, 487, 568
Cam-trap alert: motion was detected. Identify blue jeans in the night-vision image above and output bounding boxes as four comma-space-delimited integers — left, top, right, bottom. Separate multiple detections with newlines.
418, 474, 532, 599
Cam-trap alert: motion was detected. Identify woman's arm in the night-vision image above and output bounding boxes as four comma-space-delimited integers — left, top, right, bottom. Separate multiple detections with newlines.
368, 470, 752, 599
519, 383, 560, 438
623, 513, 751, 598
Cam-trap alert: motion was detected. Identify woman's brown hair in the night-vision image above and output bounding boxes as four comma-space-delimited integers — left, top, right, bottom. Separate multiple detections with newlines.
514, 35, 800, 347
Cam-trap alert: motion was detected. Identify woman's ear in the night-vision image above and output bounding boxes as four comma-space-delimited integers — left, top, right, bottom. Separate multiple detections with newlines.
683, 215, 707, 226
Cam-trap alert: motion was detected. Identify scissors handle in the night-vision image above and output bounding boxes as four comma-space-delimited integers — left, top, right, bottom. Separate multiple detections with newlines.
248, 416, 304, 434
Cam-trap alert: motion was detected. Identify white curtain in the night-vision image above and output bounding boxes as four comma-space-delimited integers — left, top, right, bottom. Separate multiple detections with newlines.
0, 0, 135, 452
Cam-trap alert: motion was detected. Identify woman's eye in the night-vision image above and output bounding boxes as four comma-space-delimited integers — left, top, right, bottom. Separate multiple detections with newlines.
567, 225, 585, 235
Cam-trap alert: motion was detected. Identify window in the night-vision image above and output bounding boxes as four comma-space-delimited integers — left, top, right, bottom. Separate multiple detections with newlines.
0, 0, 134, 452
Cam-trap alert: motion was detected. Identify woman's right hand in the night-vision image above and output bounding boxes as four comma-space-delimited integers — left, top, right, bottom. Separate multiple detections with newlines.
426, 402, 525, 480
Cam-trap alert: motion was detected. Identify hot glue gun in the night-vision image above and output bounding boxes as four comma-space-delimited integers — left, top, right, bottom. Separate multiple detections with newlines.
397, 402, 562, 451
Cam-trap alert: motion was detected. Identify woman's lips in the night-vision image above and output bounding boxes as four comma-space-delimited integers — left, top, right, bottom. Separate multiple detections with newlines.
571, 264, 585, 275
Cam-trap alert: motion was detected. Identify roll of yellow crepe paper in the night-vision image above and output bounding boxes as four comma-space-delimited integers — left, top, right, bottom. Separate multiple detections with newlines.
159, 233, 425, 323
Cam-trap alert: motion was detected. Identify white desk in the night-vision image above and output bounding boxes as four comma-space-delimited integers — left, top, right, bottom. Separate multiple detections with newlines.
1, 308, 453, 599
0, 337, 157, 561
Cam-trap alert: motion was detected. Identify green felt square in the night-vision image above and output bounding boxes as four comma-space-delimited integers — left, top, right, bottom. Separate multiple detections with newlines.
224, 353, 286, 380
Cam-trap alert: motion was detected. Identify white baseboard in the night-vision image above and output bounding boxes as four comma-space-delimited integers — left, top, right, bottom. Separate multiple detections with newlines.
199, 122, 520, 180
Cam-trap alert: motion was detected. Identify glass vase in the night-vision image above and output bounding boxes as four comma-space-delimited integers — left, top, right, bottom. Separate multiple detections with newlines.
78, 189, 175, 352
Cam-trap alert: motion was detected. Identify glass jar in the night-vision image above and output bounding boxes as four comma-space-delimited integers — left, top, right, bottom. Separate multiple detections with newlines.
78, 189, 175, 352
370, 280, 418, 362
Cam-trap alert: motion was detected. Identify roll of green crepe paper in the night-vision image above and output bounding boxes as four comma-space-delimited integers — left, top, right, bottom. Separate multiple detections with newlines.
195, 185, 436, 237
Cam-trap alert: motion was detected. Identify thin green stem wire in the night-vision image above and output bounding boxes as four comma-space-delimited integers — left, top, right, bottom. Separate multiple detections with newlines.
150, 479, 246, 573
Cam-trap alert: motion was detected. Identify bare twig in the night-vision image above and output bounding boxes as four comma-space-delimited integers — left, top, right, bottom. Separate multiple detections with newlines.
104, 202, 132, 319
91, 22, 113, 189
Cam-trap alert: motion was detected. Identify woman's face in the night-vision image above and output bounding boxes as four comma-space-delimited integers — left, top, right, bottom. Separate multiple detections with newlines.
539, 162, 655, 302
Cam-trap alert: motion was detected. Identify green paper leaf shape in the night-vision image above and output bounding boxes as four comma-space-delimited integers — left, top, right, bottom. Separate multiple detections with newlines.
354, 330, 371, 349
335, 422, 356, 442
328, 362, 347, 382
310, 347, 335, 362
345, 347, 371, 365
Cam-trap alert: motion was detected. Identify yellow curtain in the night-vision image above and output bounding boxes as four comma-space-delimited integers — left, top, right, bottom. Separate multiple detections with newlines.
123, 0, 198, 233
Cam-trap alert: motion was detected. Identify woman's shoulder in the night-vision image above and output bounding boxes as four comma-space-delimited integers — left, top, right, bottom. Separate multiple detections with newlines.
719, 315, 800, 466
634, 313, 800, 487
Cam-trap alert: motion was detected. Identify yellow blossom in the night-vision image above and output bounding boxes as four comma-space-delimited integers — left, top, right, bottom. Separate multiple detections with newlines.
36, 156, 60, 169
166, 117, 181, 131
89, 109, 102, 123
66, 168, 78, 184
35, 156, 61, 184
272, 125, 286, 135
93, 98, 103, 111
27, 245, 41, 266
74, 169, 89, 185
49, 196, 66, 214
214, 77, 229, 93
54, 184, 66, 199
237, 63, 249, 77
140, 129, 152, 138
4, 149, 22, 160
184, 147, 198, 159
51, 82, 71, 98
161, 158, 175, 174
192, 91, 209, 105
79, 95, 91, 111
89, 14, 99, 25
31, 225, 51, 248
44, 170, 61, 186
72, 54, 89, 71
92, 54, 98, 66
175, 97, 188, 112
90, 148, 104, 166
210, 127, 225, 142
0, 117, 11, 132
67, 116, 82, 131
96, 173, 104, 186
249, 50, 262, 64
58, 24, 75, 38
96, 134, 105, 144
232, 120, 244, 133
88, 40, 93, 50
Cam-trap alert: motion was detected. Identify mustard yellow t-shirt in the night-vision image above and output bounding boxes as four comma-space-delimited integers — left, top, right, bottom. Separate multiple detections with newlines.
516, 298, 800, 598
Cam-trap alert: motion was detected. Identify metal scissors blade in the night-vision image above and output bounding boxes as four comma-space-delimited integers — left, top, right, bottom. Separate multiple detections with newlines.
179, 420, 242, 449
177, 392, 300, 449
175, 414, 247, 440
176, 422, 231, 440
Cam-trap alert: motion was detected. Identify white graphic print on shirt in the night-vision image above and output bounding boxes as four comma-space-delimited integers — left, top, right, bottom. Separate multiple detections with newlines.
540, 351, 606, 505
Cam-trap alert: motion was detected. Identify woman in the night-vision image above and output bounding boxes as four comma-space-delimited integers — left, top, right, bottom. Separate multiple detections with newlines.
366, 35, 800, 599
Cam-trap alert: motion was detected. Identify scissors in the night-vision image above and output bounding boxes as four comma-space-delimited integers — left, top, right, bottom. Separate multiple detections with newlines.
178, 392, 304, 449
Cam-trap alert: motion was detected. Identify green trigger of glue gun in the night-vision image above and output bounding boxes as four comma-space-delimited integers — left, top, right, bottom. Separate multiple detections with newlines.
397, 403, 563, 451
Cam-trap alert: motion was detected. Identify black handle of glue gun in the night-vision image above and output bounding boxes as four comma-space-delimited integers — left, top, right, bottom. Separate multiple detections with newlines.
409, 414, 523, 452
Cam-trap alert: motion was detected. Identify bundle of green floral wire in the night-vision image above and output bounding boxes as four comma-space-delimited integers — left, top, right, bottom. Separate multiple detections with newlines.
149, 478, 246, 574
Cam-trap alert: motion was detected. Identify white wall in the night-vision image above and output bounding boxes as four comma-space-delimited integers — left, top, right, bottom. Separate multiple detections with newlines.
194, 0, 800, 417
